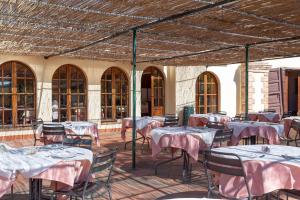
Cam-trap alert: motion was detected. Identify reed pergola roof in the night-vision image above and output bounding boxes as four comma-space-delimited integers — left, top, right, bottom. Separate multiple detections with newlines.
0, 0, 300, 66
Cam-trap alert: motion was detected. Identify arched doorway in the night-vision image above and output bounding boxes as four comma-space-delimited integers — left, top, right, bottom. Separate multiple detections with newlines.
196, 71, 219, 114
141, 67, 164, 116
0, 61, 36, 128
101, 67, 129, 121
52, 64, 87, 122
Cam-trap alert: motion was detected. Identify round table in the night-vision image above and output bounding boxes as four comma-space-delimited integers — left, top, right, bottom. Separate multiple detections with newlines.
212, 145, 300, 198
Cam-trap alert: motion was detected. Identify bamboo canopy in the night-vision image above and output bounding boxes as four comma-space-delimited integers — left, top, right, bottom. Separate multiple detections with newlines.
0, 0, 300, 65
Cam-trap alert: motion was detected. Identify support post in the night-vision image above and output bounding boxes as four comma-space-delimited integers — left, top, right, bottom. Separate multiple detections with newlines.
132, 29, 137, 169
245, 44, 250, 115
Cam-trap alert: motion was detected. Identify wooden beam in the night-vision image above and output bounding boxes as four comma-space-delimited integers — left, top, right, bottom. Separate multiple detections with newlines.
137, 36, 300, 63
44, 0, 238, 59
223, 8, 300, 30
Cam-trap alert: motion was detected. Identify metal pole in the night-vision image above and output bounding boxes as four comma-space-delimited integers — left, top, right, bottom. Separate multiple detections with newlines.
245, 44, 249, 115
132, 29, 137, 169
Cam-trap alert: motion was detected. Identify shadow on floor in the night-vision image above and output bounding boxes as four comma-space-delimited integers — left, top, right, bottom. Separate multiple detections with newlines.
156, 191, 208, 199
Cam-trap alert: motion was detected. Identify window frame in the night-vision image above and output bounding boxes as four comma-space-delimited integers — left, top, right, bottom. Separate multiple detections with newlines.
196, 71, 219, 114
52, 64, 87, 122
101, 67, 129, 122
0, 61, 36, 128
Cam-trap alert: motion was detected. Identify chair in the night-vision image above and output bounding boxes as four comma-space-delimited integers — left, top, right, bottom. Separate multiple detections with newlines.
51, 149, 117, 200
213, 111, 227, 115
42, 124, 66, 145
281, 111, 293, 119
206, 121, 225, 129
278, 189, 300, 200
64, 134, 93, 150
280, 119, 300, 146
209, 128, 233, 149
198, 129, 233, 164
31, 118, 44, 146
203, 150, 252, 200
232, 113, 249, 121
263, 109, 276, 113
163, 115, 179, 127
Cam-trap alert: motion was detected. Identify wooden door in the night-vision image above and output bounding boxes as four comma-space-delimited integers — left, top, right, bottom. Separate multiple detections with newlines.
268, 68, 284, 115
151, 74, 164, 116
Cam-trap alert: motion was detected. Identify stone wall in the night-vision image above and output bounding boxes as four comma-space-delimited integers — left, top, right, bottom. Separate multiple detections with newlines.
240, 62, 271, 113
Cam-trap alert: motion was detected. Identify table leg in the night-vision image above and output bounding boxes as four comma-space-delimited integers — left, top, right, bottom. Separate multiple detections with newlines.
182, 151, 192, 183
29, 179, 42, 200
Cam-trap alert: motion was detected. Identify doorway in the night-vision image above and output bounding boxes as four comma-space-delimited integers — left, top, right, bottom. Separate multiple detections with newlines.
286, 70, 300, 115
141, 67, 164, 116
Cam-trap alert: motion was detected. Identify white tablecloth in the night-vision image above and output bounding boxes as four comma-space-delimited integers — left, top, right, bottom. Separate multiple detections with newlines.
227, 121, 284, 137
0, 143, 93, 180
213, 145, 300, 167
123, 116, 165, 130
151, 126, 216, 145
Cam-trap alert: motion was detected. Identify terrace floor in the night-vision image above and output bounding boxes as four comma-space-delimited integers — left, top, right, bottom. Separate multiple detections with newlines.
0, 131, 295, 200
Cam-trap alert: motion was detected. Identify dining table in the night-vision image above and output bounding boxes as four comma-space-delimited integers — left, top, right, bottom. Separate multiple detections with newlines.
121, 116, 165, 140
282, 116, 300, 136
151, 126, 217, 181
38, 121, 99, 146
247, 112, 280, 123
188, 113, 231, 127
0, 143, 93, 200
212, 145, 300, 199
226, 121, 284, 145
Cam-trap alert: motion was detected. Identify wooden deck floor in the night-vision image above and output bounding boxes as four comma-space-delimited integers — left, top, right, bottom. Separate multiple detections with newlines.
0, 131, 295, 200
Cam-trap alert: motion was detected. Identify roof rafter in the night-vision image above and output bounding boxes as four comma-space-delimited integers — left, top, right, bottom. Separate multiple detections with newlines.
44, 0, 238, 59
137, 36, 300, 63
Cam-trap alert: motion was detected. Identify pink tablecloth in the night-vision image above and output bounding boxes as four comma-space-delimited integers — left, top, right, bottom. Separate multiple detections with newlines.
0, 144, 93, 198
248, 112, 280, 123
151, 127, 216, 161
188, 114, 231, 127
121, 117, 164, 140
227, 122, 283, 145
213, 145, 300, 198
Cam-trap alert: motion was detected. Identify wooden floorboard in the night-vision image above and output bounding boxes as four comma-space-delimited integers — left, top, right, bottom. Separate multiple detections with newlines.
0, 131, 296, 200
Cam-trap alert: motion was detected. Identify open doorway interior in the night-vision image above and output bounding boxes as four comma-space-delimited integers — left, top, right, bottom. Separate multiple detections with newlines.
287, 71, 299, 115
141, 73, 151, 116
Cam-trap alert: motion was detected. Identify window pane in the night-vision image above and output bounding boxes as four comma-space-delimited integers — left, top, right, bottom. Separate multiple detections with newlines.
26, 95, 34, 108
26, 79, 34, 93
106, 107, 112, 118
17, 95, 25, 108
78, 80, 85, 93
4, 95, 12, 108
106, 95, 112, 106
79, 95, 85, 107
60, 109, 67, 122
52, 80, 59, 93
101, 95, 105, 106
60, 95, 67, 108
3, 79, 12, 93
59, 67, 67, 79
71, 80, 78, 93
16, 66, 26, 77
17, 79, 25, 93
60, 80, 67, 93
3, 65, 11, 77
3, 110, 12, 125
71, 95, 78, 107
116, 95, 121, 106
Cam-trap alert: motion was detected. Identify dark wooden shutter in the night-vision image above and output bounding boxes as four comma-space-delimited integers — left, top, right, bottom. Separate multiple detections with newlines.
268, 68, 284, 115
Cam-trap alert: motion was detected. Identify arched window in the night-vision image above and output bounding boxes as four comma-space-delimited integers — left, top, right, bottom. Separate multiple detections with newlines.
196, 72, 219, 114
141, 67, 164, 116
101, 67, 128, 121
52, 64, 87, 122
0, 61, 36, 128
